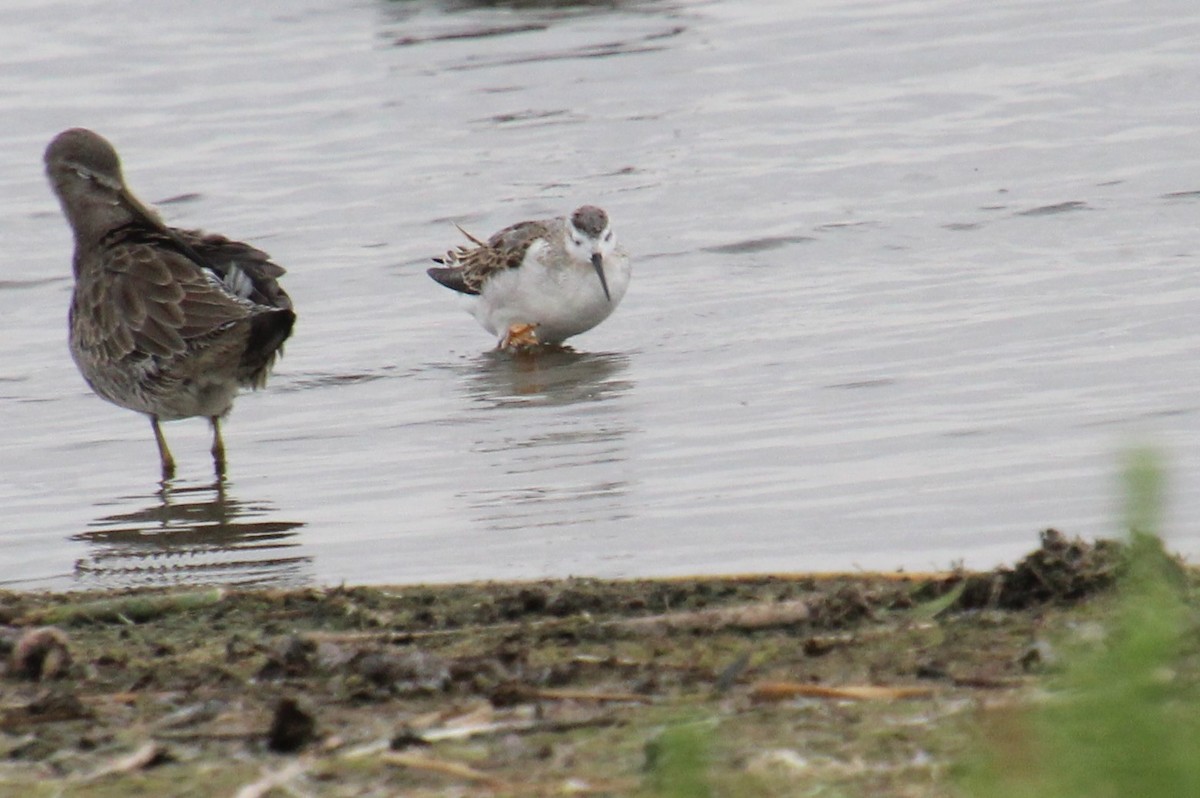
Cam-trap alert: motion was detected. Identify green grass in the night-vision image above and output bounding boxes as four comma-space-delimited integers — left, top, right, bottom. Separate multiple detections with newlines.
961, 448, 1200, 798
641, 719, 715, 798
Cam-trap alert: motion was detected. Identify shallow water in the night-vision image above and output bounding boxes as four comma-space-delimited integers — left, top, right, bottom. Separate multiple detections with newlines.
2, 0, 1200, 589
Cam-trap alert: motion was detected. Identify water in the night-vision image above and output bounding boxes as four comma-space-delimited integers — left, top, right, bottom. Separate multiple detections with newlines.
2, 0, 1199, 589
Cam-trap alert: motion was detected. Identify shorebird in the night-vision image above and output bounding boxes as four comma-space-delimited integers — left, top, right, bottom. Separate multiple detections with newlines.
44, 128, 295, 480
428, 205, 630, 349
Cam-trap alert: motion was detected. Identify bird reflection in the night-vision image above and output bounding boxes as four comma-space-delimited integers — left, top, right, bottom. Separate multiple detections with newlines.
382, 0, 659, 24
377, 0, 686, 66
464, 348, 633, 407
456, 348, 637, 536
72, 479, 309, 589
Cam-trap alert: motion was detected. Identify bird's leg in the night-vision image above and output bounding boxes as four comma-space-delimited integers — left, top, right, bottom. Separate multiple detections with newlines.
150, 416, 176, 481
499, 322, 540, 351
210, 416, 227, 479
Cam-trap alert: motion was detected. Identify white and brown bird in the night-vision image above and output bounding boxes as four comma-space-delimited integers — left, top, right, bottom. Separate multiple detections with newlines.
44, 128, 295, 480
428, 205, 630, 349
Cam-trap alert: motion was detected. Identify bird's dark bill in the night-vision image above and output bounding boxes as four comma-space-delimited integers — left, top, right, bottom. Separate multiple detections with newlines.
591, 253, 611, 301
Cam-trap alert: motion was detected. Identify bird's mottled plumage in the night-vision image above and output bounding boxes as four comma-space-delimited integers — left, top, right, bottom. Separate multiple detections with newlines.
430, 219, 553, 296
428, 205, 630, 348
44, 127, 295, 478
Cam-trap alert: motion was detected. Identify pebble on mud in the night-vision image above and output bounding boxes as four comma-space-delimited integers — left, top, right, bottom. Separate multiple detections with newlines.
268, 697, 317, 753
12, 627, 72, 680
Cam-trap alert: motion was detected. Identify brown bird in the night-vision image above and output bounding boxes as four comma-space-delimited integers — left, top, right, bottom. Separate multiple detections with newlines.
44, 128, 295, 479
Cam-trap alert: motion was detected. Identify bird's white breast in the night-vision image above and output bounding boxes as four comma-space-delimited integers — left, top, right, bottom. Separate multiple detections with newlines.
471, 241, 630, 345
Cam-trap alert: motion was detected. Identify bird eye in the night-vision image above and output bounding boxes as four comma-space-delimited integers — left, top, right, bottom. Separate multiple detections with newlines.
604, 231, 613, 242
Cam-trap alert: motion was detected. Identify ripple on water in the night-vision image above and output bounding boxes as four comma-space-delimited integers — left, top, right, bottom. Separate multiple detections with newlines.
4, 0, 1200, 588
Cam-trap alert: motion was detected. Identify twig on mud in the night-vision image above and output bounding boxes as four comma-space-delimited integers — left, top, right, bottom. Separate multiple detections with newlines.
509, 715, 624, 735
511, 686, 655, 704
303, 597, 818, 648
82, 741, 170, 781
81, 691, 144, 706
377, 751, 511, 790
418, 719, 536, 742
154, 729, 263, 742
373, 749, 632, 796
570, 653, 698, 670
233, 758, 309, 798
949, 674, 1028, 689
346, 712, 620, 750
304, 625, 514, 645
608, 599, 815, 633
750, 681, 937, 702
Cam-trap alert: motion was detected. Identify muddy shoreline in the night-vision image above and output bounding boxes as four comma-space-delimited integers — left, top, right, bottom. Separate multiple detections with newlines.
0, 531, 1139, 795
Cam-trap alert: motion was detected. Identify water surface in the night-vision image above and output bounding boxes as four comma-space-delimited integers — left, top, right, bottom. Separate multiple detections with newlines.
2, 0, 1200, 588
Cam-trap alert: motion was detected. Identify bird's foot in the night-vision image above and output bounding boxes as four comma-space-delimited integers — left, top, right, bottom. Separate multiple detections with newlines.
499, 323, 541, 351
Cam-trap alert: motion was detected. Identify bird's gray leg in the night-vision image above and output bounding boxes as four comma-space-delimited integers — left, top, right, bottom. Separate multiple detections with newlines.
151, 416, 176, 480
210, 416, 227, 478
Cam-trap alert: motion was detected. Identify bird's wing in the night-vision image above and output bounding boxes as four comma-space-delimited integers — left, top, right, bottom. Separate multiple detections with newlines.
72, 233, 252, 365
429, 219, 552, 294
426, 265, 479, 295
177, 228, 293, 311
